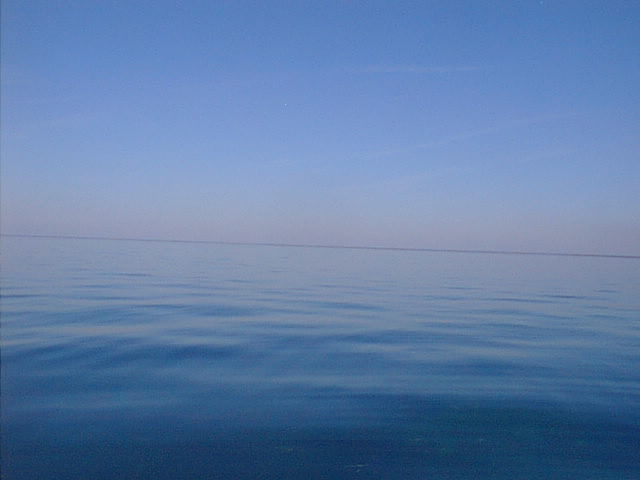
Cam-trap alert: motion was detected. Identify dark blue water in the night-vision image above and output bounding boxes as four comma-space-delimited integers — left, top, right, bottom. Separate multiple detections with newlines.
2, 236, 639, 479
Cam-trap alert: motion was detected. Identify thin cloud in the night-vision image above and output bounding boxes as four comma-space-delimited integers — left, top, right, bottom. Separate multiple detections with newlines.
363, 65, 482, 73
355, 112, 580, 160
1, 63, 30, 88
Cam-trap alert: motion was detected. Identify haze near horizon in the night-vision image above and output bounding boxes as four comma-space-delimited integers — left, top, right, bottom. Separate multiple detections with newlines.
2, 1, 639, 255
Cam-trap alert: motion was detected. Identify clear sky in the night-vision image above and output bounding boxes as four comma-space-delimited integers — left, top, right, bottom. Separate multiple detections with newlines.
2, 0, 639, 255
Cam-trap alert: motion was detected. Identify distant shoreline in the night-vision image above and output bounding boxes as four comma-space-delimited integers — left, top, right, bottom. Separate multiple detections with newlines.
3, 233, 638, 260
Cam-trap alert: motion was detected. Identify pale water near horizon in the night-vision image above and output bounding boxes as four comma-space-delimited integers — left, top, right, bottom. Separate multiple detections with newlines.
2, 236, 639, 479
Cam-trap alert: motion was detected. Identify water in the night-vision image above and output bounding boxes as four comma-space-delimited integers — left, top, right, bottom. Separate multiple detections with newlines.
2, 236, 639, 479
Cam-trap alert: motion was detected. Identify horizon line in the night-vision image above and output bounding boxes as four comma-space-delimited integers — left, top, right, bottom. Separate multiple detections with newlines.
2, 233, 639, 260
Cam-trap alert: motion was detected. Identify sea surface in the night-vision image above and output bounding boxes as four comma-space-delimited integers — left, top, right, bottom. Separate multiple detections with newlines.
2, 235, 639, 479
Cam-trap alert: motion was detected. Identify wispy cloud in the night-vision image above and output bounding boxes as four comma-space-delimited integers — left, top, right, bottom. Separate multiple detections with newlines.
362, 65, 482, 74
354, 112, 580, 160
0, 63, 30, 88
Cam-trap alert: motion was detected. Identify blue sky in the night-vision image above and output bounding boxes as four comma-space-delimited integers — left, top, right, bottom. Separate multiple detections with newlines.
2, 0, 639, 254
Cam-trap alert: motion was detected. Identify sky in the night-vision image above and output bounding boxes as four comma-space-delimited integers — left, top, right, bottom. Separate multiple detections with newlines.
2, 0, 639, 255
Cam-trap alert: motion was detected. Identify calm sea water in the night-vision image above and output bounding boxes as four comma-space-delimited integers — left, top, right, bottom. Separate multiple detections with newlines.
2, 236, 639, 479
